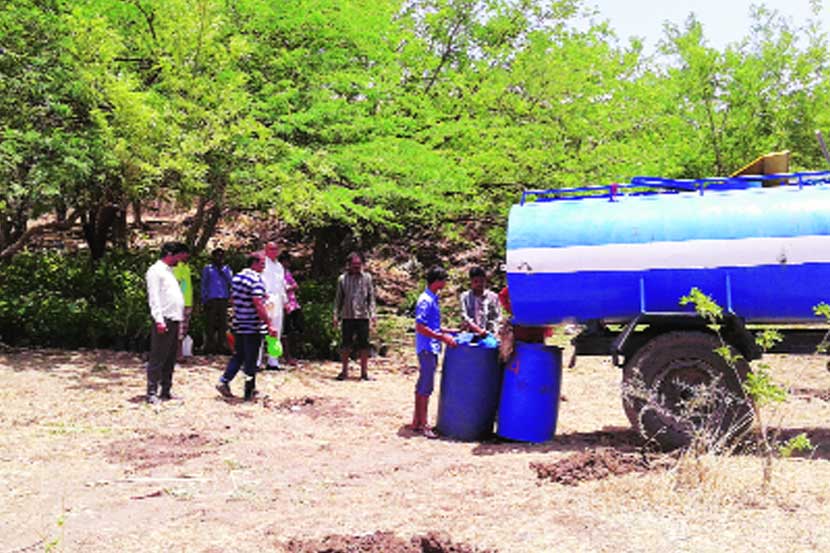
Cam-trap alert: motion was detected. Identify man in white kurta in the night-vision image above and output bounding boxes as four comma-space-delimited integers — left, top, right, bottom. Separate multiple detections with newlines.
262, 242, 288, 369
145, 242, 186, 402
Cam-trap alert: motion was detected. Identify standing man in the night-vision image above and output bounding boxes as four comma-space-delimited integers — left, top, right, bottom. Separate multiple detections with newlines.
172, 245, 193, 361
145, 242, 186, 404
201, 247, 233, 354
333, 251, 376, 381
278, 250, 303, 365
459, 266, 502, 337
262, 241, 288, 369
412, 266, 457, 437
215, 251, 277, 400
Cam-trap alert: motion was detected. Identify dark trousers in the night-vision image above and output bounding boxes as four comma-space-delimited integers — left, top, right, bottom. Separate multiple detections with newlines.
220, 333, 262, 383
203, 298, 229, 353
147, 319, 180, 397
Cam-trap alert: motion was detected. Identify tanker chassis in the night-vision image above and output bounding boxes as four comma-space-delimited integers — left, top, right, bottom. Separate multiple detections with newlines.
506, 171, 830, 450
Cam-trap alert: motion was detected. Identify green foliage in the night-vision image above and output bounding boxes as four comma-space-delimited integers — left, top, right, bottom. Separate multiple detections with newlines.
755, 329, 784, 352
0, 250, 155, 349
743, 363, 788, 407
679, 287, 789, 410
778, 433, 814, 458
680, 287, 723, 323
713, 345, 743, 368
291, 280, 338, 359
3, 0, 830, 261
813, 302, 830, 353
814, 302, 830, 320
44, 511, 65, 553
675, 286, 786, 491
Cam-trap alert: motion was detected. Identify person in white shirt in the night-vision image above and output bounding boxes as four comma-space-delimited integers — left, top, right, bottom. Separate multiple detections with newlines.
262, 241, 288, 369
145, 242, 187, 403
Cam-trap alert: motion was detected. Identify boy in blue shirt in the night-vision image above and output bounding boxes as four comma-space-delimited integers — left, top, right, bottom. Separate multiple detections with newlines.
412, 266, 457, 438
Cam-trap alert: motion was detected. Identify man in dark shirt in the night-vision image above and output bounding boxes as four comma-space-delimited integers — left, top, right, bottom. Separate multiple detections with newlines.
201, 248, 233, 354
215, 251, 276, 400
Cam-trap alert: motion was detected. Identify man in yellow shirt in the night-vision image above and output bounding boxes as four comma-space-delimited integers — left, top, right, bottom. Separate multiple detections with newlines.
172, 249, 193, 362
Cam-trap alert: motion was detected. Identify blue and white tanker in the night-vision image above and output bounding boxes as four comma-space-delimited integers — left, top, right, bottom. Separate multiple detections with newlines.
505, 171, 830, 449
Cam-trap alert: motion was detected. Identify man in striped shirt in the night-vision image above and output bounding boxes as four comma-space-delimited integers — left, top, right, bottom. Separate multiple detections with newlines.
215, 251, 276, 400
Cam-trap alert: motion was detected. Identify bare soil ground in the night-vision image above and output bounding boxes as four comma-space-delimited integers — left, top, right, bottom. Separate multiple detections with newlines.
3, 348, 830, 552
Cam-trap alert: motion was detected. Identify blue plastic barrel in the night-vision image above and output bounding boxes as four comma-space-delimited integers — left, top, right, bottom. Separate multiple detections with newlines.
497, 342, 562, 442
436, 338, 501, 441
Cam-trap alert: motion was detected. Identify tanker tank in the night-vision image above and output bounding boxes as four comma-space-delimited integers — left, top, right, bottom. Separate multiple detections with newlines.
506, 172, 830, 326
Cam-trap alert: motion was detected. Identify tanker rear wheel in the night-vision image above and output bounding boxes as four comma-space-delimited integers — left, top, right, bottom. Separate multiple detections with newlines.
622, 331, 753, 451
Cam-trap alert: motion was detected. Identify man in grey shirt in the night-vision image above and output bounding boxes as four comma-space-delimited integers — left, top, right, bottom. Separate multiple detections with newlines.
333, 251, 376, 380
460, 266, 501, 337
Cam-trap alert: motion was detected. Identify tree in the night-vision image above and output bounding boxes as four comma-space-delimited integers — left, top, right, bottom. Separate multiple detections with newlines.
0, 0, 88, 256
653, 5, 830, 177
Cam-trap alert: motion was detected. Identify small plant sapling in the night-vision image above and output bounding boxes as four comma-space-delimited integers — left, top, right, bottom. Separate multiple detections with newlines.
679, 288, 813, 491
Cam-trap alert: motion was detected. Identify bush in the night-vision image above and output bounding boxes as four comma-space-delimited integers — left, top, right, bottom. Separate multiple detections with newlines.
0, 250, 156, 350
294, 280, 339, 360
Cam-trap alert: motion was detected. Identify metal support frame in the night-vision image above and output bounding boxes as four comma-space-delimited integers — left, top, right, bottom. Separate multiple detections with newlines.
573, 312, 768, 367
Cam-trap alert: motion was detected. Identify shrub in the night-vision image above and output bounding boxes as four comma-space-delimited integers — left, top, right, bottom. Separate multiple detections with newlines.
0, 250, 156, 349
294, 280, 339, 360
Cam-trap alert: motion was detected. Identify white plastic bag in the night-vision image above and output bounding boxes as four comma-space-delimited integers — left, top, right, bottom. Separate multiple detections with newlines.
182, 335, 193, 357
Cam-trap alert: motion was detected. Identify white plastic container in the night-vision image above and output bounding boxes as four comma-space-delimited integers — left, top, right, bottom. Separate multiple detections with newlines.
181, 335, 193, 357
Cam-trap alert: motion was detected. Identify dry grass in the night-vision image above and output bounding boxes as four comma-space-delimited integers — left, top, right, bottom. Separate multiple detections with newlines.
1, 348, 830, 552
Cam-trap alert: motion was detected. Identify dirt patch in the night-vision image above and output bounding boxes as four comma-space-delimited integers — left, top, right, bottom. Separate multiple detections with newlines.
105, 432, 214, 472
531, 449, 668, 486
267, 395, 353, 419
282, 531, 497, 553
555, 428, 643, 450
791, 387, 830, 402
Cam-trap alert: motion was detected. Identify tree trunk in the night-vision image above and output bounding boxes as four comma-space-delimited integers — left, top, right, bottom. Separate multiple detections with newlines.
132, 200, 144, 228
310, 224, 354, 278
0, 210, 81, 259
185, 196, 208, 248
0, 206, 31, 252
55, 199, 67, 223
112, 201, 128, 249
82, 204, 120, 260
193, 202, 222, 255
10, 207, 28, 245
0, 215, 10, 250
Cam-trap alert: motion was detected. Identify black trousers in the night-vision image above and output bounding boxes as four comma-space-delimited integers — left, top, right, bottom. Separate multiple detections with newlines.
147, 319, 180, 397
203, 298, 229, 353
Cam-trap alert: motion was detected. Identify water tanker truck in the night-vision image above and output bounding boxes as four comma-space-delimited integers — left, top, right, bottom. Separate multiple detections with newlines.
506, 170, 830, 449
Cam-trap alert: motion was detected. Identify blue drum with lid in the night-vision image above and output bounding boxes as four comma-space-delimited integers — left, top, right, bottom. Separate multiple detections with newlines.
436, 335, 501, 441
497, 342, 562, 443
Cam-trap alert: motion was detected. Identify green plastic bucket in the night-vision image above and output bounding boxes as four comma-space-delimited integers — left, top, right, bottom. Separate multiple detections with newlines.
265, 335, 282, 358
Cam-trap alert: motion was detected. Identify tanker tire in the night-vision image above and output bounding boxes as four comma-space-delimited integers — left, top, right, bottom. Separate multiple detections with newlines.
622, 331, 753, 451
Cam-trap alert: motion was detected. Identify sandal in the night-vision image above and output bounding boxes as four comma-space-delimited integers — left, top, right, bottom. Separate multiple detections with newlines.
421, 427, 439, 439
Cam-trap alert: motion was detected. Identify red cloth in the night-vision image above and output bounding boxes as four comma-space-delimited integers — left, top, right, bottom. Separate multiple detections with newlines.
498, 286, 511, 314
